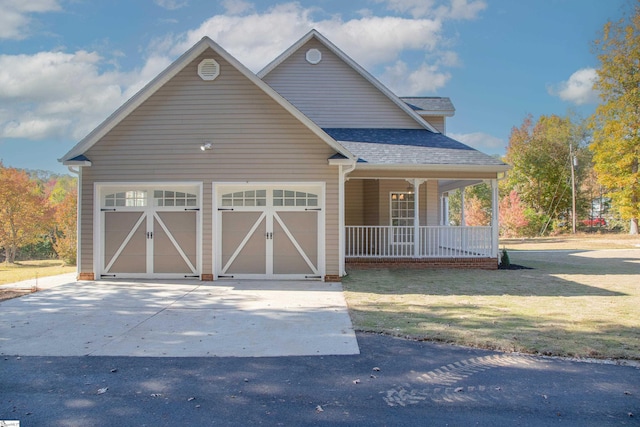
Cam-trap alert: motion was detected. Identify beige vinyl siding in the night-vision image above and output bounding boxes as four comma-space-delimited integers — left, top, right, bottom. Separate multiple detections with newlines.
79, 49, 341, 277
262, 39, 421, 129
363, 180, 379, 225
422, 116, 446, 133
345, 179, 363, 225
344, 179, 439, 226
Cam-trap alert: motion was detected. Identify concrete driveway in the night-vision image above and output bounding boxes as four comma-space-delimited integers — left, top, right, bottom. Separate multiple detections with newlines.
0, 278, 359, 357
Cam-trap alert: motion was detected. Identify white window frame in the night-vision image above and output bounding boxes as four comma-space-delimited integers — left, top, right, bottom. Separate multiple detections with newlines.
389, 191, 415, 245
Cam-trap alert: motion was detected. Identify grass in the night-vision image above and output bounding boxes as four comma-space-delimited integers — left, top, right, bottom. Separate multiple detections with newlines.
0, 260, 76, 286
343, 236, 640, 361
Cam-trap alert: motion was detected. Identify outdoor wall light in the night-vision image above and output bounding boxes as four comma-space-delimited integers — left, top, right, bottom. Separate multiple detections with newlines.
200, 142, 213, 151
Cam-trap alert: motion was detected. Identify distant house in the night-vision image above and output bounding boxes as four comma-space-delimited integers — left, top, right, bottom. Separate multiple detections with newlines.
60, 30, 509, 281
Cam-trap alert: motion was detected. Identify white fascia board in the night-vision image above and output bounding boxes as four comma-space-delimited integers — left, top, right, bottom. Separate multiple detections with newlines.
62, 159, 92, 167
61, 35, 355, 163
328, 157, 356, 166
258, 29, 439, 134
416, 110, 456, 117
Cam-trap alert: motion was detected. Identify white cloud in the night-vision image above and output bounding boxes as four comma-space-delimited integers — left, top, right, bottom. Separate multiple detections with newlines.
549, 68, 599, 105
168, 2, 442, 71
1, 1, 475, 143
0, 51, 135, 140
154, 0, 188, 10
381, 60, 451, 94
0, 0, 61, 40
222, 0, 254, 15
449, 132, 505, 154
447, 0, 487, 20
377, 0, 486, 20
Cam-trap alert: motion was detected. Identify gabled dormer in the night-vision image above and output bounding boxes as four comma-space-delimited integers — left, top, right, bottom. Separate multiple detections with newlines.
259, 30, 438, 132
400, 97, 455, 134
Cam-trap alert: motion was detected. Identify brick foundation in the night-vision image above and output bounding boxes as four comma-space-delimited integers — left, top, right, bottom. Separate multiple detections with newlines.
324, 275, 342, 282
78, 272, 95, 280
346, 257, 498, 270
201, 274, 214, 281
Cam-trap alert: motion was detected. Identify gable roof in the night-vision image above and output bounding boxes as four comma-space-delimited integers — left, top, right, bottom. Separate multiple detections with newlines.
323, 128, 509, 172
60, 36, 355, 164
258, 29, 439, 134
401, 97, 456, 117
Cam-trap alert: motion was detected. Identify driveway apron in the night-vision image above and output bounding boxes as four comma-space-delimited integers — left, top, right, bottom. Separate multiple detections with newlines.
0, 279, 359, 357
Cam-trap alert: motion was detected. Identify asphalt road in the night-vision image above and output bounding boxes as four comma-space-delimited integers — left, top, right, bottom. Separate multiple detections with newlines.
1, 333, 638, 426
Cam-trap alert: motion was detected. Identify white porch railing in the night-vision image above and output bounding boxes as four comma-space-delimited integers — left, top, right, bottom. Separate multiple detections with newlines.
345, 226, 493, 258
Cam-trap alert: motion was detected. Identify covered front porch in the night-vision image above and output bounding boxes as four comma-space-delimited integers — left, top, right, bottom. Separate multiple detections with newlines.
341, 174, 501, 269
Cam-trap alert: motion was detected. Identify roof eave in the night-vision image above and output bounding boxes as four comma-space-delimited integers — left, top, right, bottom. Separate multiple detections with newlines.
416, 110, 456, 117
354, 163, 511, 173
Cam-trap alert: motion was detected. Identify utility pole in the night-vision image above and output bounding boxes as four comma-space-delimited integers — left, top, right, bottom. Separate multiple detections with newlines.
570, 143, 577, 234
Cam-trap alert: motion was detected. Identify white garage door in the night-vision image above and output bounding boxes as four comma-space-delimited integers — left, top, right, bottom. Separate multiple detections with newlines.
99, 185, 201, 279
216, 185, 324, 280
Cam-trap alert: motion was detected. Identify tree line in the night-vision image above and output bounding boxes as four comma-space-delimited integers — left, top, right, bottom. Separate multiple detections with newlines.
0, 164, 77, 264
454, 4, 640, 236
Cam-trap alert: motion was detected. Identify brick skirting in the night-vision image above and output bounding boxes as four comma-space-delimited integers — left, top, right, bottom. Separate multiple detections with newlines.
346, 257, 498, 270
324, 274, 342, 282
78, 272, 95, 280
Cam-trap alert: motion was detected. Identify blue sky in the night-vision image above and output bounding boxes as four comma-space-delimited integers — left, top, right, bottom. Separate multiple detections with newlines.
0, 0, 628, 174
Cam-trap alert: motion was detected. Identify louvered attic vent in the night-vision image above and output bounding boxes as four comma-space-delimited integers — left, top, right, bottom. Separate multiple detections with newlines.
198, 58, 220, 81
306, 48, 322, 65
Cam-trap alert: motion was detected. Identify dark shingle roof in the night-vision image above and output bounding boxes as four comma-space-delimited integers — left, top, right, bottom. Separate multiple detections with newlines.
400, 97, 455, 115
323, 128, 506, 166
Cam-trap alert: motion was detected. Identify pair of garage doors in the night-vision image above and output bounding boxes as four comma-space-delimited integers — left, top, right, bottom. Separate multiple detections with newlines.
99, 184, 323, 280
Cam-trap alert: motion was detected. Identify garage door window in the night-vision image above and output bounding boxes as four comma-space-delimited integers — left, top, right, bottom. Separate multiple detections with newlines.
273, 190, 318, 207
154, 190, 197, 207
221, 190, 267, 207
104, 190, 147, 207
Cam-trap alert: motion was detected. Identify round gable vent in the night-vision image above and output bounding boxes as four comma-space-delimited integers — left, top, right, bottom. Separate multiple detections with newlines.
198, 58, 220, 81
305, 48, 322, 65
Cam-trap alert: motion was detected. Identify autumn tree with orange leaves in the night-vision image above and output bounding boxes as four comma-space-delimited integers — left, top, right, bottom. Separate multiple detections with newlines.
0, 166, 52, 263
52, 188, 77, 265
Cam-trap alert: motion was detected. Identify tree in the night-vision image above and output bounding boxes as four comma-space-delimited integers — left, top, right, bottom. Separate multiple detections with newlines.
0, 166, 51, 263
464, 195, 490, 226
499, 190, 530, 237
52, 188, 77, 266
505, 114, 589, 235
590, 5, 640, 234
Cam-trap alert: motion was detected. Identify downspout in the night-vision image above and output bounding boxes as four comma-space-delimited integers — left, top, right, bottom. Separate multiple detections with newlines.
339, 161, 357, 277
67, 166, 81, 280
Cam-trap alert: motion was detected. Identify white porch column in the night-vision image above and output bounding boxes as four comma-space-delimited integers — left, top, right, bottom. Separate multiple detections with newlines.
491, 178, 499, 258
460, 186, 466, 226
440, 193, 449, 226
409, 179, 425, 257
